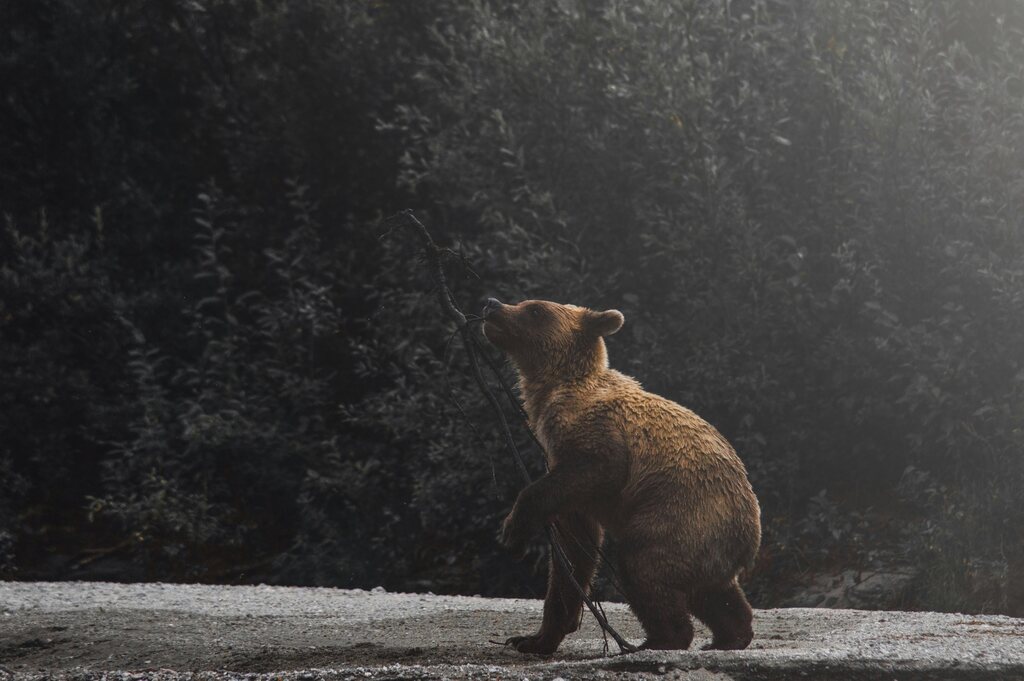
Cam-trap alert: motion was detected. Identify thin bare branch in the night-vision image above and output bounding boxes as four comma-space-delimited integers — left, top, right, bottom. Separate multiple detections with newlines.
383, 209, 637, 654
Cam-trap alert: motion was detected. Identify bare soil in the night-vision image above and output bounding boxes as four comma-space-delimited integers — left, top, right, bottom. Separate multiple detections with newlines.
2, 581, 1023, 680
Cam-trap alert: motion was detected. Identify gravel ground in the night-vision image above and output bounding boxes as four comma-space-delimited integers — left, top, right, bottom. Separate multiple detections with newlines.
1, 581, 1023, 680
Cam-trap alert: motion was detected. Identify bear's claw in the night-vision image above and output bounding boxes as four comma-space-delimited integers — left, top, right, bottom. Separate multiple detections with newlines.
504, 633, 559, 655
498, 512, 529, 556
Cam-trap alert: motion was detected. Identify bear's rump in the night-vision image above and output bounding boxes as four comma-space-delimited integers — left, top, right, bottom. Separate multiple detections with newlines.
615, 474, 758, 586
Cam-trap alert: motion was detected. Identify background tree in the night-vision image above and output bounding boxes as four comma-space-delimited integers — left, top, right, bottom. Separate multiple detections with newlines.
2, 0, 1022, 614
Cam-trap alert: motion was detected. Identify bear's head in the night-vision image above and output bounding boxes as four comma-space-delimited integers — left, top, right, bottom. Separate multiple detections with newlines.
481, 298, 624, 383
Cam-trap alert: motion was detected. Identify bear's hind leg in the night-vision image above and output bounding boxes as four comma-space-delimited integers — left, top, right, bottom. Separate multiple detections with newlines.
620, 555, 694, 650
691, 579, 753, 650
505, 513, 603, 655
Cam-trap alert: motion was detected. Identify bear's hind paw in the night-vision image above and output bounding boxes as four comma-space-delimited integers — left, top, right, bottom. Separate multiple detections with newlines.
504, 633, 560, 655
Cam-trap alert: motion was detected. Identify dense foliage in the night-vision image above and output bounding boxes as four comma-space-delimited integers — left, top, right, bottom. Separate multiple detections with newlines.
2, 0, 1022, 614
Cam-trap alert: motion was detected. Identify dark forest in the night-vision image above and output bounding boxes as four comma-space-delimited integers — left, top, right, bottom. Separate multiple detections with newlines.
2, 0, 1023, 616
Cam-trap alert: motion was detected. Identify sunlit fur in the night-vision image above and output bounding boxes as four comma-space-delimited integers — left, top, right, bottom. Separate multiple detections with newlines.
484, 299, 761, 653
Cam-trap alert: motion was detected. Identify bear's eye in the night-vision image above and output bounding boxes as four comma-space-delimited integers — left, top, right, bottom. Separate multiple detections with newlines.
529, 307, 543, 318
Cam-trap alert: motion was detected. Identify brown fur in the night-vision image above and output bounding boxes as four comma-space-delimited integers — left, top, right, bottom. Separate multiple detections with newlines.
484, 299, 761, 653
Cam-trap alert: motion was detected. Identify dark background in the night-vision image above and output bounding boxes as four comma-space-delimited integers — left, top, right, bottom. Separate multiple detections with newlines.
2, 0, 1022, 615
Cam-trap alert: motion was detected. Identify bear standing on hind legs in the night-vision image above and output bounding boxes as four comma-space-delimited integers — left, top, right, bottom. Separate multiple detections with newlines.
482, 298, 761, 654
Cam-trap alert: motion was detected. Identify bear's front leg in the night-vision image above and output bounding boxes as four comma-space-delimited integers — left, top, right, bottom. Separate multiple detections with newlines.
497, 473, 559, 555
498, 460, 607, 555
497, 506, 537, 557
504, 513, 604, 655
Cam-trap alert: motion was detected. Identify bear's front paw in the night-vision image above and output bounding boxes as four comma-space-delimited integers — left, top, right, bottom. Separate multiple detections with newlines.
504, 633, 559, 655
497, 511, 531, 556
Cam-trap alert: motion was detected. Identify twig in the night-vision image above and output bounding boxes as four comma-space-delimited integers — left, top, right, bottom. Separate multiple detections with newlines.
383, 209, 637, 654
207, 555, 278, 581
69, 538, 133, 570
441, 322, 500, 493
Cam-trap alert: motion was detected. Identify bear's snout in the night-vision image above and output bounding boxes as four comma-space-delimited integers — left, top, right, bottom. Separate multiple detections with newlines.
483, 298, 504, 317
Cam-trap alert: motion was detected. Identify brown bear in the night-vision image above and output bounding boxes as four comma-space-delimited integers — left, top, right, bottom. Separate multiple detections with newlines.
482, 297, 761, 653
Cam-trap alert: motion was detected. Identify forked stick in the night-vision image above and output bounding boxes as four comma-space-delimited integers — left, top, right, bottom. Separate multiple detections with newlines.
383, 209, 637, 654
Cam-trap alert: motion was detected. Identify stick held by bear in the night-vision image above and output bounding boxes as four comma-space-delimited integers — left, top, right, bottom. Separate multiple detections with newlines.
483, 298, 761, 653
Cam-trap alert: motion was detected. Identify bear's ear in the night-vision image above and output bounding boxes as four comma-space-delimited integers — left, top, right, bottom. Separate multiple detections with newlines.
585, 309, 624, 337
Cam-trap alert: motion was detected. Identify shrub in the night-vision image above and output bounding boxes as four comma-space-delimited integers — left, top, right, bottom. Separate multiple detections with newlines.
2, 0, 1023, 612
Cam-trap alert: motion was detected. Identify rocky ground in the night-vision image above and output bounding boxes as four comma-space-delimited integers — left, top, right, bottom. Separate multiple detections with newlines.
2, 581, 1023, 680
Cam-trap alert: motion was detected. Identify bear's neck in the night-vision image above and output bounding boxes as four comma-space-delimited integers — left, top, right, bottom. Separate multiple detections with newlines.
516, 340, 610, 424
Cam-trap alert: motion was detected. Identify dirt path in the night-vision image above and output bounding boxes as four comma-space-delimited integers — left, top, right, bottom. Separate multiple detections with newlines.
2, 581, 1023, 679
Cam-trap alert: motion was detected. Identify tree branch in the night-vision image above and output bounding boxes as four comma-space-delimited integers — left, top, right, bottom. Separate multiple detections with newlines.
383, 209, 637, 654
